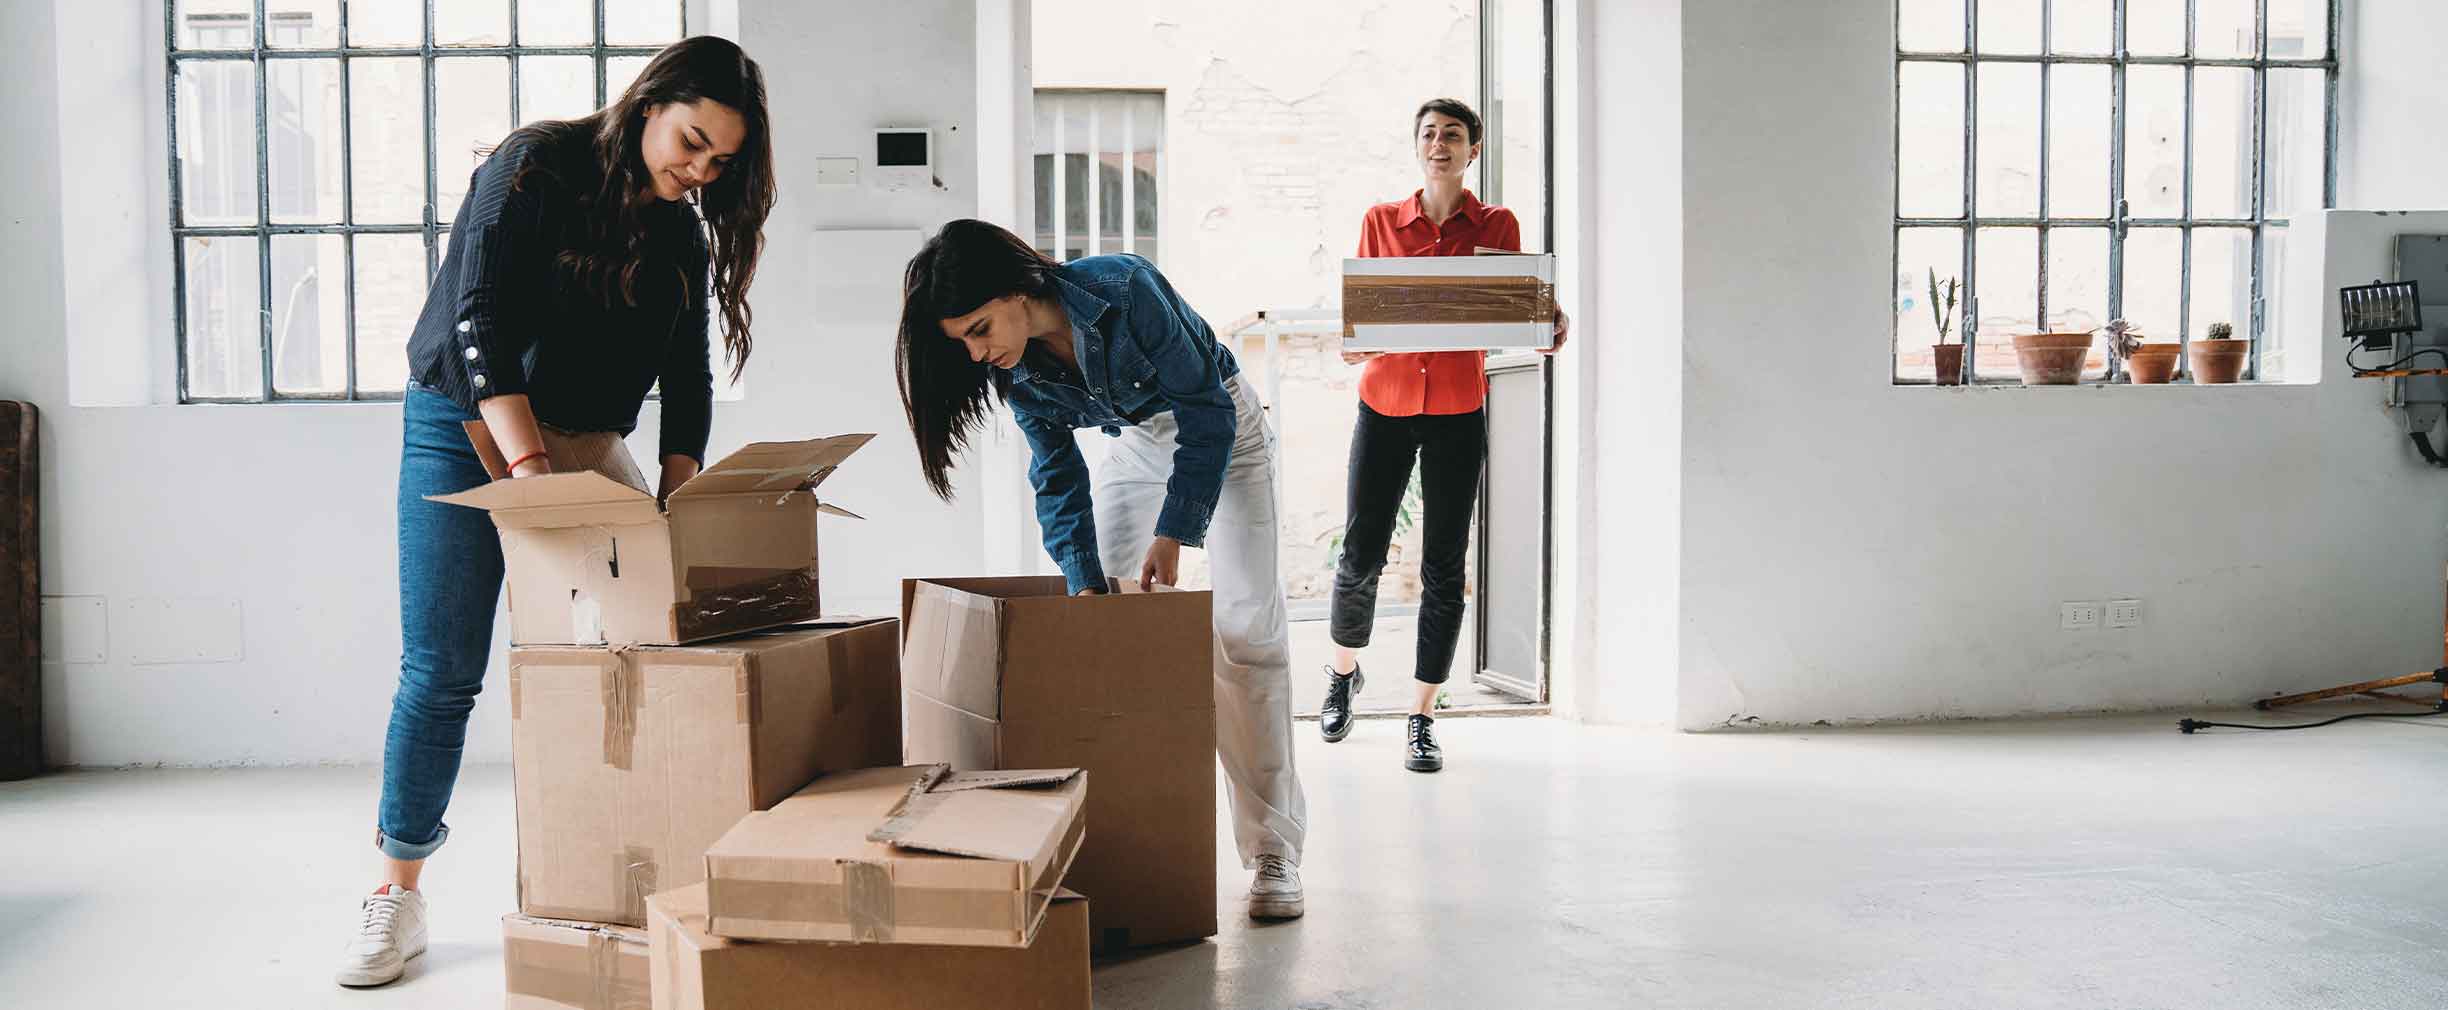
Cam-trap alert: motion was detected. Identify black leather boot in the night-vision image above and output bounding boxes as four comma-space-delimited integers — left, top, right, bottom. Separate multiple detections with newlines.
1320, 664, 1363, 742
1405, 714, 1443, 772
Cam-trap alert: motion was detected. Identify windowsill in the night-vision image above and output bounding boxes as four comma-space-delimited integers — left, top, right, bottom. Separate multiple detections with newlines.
1893, 379, 2315, 389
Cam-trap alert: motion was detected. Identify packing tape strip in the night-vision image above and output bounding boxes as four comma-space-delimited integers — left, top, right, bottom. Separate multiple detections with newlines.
671, 565, 821, 643
599, 647, 642, 771
843, 860, 897, 943
617, 846, 657, 927
1340, 276, 1554, 331
706, 875, 1026, 938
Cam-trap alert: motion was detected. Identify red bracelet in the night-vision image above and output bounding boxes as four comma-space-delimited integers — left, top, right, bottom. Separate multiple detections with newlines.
505, 450, 548, 475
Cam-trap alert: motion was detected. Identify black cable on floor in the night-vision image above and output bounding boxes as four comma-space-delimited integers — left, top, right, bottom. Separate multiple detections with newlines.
2178, 708, 2448, 733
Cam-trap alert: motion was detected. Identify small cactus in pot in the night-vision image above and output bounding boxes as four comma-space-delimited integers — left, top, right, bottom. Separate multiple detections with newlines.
2105, 318, 2181, 384
2192, 320, 2248, 384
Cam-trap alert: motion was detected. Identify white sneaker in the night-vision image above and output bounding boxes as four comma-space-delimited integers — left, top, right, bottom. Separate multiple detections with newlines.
1248, 854, 1305, 920
335, 884, 428, 988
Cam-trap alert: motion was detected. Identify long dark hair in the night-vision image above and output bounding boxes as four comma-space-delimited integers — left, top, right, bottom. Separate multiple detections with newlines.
511, 36, 774, 380
895, 219, 1063, 500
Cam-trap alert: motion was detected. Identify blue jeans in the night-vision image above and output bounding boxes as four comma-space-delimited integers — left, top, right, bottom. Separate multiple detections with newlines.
376, 386, 505, 860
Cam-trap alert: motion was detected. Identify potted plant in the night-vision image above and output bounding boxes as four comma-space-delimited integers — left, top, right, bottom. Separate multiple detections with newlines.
2191, 321, 2248, 384
2104, 318, 2180, 384
1927, 269, 1963, 385
2013, 324, 2097, 386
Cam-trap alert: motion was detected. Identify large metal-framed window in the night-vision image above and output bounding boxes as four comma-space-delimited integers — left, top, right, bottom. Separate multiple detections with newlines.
168, 1, 685, 403
1031, 90, 1164, 265
1892, 0, 2339, 385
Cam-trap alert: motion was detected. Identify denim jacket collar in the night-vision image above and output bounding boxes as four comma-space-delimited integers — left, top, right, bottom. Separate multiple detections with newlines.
1006, 275, 1110, 388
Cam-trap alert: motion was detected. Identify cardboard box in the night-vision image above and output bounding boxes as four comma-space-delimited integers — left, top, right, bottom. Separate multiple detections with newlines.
511, 619, 903, 926
432, 435, 873, 646
703, 764, 1086, 947
900, 576, 1218, 949
648, 883, 1089, 1010
501, 914, 649, 1010
1341, 253, 1557, 351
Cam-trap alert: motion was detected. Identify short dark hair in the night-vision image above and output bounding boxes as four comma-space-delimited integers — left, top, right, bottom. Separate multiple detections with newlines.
894, 219, 1062, 500
1414, 98, 1482, 145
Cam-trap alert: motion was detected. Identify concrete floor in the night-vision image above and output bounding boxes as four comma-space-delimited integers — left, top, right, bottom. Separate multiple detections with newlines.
4, 706, 2445, 1009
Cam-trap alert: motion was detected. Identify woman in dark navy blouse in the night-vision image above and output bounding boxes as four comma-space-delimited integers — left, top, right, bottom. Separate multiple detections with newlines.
338, 37, 774, 990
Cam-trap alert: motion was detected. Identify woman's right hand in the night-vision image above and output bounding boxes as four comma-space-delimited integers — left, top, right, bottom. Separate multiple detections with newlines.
1340, 348, 1381, 366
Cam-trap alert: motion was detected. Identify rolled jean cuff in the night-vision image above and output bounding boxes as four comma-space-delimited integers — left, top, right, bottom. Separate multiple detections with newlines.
375, 822, 450, 861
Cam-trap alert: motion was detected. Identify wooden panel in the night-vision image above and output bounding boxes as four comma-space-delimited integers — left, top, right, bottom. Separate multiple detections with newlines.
0, 402, 37, 780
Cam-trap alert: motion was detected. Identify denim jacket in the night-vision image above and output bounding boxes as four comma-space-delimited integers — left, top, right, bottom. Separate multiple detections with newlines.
997, 254, 1242, 593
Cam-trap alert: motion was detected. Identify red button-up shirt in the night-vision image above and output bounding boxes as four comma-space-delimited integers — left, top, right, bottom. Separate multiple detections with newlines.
1352, 189, 1522, 416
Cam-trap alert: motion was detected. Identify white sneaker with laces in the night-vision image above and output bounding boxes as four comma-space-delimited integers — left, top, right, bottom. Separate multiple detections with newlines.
1248, 853, 1305, 920
335, 884, 427, 988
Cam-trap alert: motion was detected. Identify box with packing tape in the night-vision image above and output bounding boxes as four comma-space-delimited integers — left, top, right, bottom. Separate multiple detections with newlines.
432, 435, 873, 646
703, 763, 1087, 948
900, 576, 1217, 950
502, 914, 649, 1010
648, 883, 1090, 1010
510, 619, 902, 927
1341, 252, 1557, 352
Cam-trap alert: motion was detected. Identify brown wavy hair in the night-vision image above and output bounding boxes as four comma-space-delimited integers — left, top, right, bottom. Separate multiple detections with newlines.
511, 36, 774, 380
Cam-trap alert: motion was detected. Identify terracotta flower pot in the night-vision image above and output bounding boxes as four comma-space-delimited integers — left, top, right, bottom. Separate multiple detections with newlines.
2012, 332, 2096, 385
1932, 343, 1964, 385
2125, 343, 2181, 384
2191, 339, 2249, 384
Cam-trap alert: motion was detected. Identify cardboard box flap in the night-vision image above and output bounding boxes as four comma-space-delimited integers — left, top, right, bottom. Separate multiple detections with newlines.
671, 434, 874, 501
427, 470, 657, 519
1342, 253, 1555, 281
867, 767, 1084, 861
818, 502, 866, 520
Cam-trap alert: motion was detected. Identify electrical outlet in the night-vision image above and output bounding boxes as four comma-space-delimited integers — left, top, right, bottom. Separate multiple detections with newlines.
2107, 599, 2142, 628
2061, 601, 2102, 630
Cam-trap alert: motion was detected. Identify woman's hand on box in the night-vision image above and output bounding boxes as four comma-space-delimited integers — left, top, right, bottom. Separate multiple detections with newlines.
1140, 536, 1182, 591
1541, 308, 1571, 356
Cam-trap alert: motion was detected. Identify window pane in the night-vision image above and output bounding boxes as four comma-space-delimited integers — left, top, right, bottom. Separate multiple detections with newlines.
1131, 96, 1161, 255
345, 0, 420, 47
435, 0, 510, 47
183, 235, 264, 400
607, 0, 685, 46
270, 235, 348, 395
177, 60, 259, 227
267, 1, 338, 49
2198, 0, 2258, 59
1899, 0, 1964, 52
519, 0, 597, 45
608, 56, 652, 100
352, 234, 428, 395
175, 0, 253, 50
2193, 68, 2255, 220
1976, 63, 2039, 218
2047, 65, 2111, 219
1976, 0, 2040, 54
1895, 227, 1965, 381
2051, 0, 2111, 55
2126, 0, 2187, 56
520, 55, 597, 123
1034, 100, 1060, 257
2121, 227, 2184, 340
268, 58, 342, 225
2045, 227, 2111, 333
2190, 228, 2253, 345
435, 57, 512, 224
2269, 0, 2329, 60
1975, 227, 2040, 339
2124, 66, 2185, 219
349, 58, 425, 224
2265, 68, 2325, 221
1897, 62, 1965, 219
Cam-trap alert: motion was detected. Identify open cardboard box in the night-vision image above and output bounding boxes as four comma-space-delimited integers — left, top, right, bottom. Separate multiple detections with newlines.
432, 435, 871, 646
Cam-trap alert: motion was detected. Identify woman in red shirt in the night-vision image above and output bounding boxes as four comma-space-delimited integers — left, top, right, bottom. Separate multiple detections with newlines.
1322, 98, 1566, 772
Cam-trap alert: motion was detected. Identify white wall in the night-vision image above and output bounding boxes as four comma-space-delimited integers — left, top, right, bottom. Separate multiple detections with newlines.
1600, 0, 2448, 729
1, 0, 1017, 766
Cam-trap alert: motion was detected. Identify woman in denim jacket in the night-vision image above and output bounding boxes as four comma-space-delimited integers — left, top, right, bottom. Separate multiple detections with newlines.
894, 219, 1309, 920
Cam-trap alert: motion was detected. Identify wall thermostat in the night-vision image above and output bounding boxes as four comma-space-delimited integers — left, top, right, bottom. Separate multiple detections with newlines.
874, 127, 932, 190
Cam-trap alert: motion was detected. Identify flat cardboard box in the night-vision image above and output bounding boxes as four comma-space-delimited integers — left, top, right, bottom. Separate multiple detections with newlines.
432, 435, 873, 646
900, 576, 1218, 949
1341, 253, 1557, 351
511, 619, 903, 926
648, 883, 1089, 1010
702, 763, 1086, 947
501, 914, 649, 1010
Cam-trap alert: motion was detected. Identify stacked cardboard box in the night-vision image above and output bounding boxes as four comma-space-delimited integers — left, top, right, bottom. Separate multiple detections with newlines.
900, 576, 1219, 950
1341, 251, 1559, 352
441, 436, 1100, 1009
